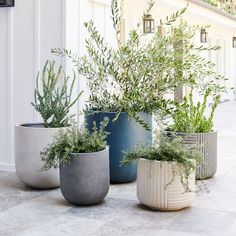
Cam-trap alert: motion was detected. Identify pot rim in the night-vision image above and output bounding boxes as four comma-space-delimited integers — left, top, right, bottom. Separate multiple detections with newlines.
69, 146, 109, 157
164, 130, 217, 135
15, 123, 69, 130
85, 110, 151, 115
138, 158, 196, 165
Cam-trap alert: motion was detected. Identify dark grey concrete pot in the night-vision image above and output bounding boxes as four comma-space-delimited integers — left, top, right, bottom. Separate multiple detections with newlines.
60, 147, 109, 206
167, 131, 217, 180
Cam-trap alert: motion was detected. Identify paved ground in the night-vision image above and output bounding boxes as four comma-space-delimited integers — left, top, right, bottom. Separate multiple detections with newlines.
1, 101, 236, 236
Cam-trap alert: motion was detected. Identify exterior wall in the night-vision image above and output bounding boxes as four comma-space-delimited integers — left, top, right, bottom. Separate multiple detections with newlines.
0, 0, 112, 171
123, 0, 236, 101
0, 0, 235, 171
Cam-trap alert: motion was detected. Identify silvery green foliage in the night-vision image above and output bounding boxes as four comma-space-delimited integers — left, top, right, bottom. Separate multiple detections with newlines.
31, 60, 82, 128
41, 118, 109, 170
170, 88, 220, 133
122, 133, 203, 192
52, 0, 227, 130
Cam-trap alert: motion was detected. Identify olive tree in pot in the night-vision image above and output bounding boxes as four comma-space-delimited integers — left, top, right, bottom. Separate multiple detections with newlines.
15, 61, 81, 189
122, 134, 203, 211
167, 88, 221, 179
41, 119, 109, 206
52, 1, 200, 183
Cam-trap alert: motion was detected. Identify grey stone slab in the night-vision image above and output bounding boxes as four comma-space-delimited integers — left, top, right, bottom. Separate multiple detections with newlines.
158, 229, 203, 236
193, 189, 236, 213
90, 205, 181, 236
69, 197, 181, 222
166, 207, 236, 235
0, 172, 48, 211
0, 190, 71, 236
108, 182, 137, 201
17, 215, 104, 236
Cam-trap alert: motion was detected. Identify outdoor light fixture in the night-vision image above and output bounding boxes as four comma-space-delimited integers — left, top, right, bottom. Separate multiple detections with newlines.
233, 37, 236, 48
200, 28, 208, 43
143, 14, 155, 34
0, 0, 14, 7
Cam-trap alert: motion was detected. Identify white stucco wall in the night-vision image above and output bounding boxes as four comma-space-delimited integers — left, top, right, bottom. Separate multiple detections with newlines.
0, 0, 113, 171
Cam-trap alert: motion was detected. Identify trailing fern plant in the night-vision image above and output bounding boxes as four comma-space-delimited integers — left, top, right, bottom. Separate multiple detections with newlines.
31, 60, 82, 128
170, 89, 220, 133
41, 118, 109, 170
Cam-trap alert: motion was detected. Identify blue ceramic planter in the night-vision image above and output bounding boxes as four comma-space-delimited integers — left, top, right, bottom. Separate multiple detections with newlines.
85, 112, 152, 183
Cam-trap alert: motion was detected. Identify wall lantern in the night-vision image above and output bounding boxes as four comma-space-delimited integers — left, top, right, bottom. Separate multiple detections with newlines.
143, 14, 155, 34
0, 0, 14, 7
200, 28, 208, 43
233, 37, 236, 48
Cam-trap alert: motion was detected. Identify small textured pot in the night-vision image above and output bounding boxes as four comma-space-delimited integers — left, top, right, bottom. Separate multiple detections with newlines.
15, 123, 62, 189
168, 131, 217, 180
137, 159, 196, 211
85, 112, 152, 183
60, 147, 109, 206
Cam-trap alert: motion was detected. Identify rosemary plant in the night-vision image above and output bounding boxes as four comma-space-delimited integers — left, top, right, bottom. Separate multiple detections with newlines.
170, 89, 220, 133
41, 118, 109, 170
122, 133, 203, 192
31, 60, 82, 128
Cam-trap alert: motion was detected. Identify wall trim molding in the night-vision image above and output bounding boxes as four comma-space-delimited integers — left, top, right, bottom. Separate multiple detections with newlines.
189, 0, 236, 22
0, 163, 15, 172
157, 0, 236, 28
7, 8, 14, 165
90, 0, 110, 6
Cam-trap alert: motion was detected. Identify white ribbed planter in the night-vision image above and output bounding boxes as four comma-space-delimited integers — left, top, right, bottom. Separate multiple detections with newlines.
137, 159, 196, 211
15, 123, 63, 189
175, 132, 217, 180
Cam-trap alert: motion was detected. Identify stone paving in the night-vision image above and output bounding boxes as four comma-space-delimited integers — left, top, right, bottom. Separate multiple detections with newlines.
1, 101, 236, 236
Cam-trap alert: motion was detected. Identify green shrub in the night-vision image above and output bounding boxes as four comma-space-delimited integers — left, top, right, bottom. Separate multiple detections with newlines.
41, 118, 109, 170
170, 89, 220, 133
122, 133, 203, 192
31, 60, 82, 128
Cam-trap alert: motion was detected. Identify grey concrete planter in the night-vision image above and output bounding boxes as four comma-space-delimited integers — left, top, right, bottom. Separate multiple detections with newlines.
60, 147, 110, 206
168, 131, 217, 179
15, 123, 62, 189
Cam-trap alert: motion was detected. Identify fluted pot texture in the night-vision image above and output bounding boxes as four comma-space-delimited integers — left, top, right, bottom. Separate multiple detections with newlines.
174, 132, 217, 179
15, 123, 62, 189
137, 159, 196, 211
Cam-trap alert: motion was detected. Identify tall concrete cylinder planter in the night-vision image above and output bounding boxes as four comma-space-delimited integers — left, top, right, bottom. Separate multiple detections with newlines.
15, 123, 61, 189
168, 131, 217, 179
85, 112, 152, 183
137, 159, 196, 211
60, 147, 109, 206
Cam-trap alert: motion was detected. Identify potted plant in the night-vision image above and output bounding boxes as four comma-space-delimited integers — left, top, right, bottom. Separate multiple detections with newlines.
158, 19, 227, 180
122, 133, 202, 211
167, 88, 220, 179
15, 60, 81, 189
52, 2, 204, 183
41, 118, 109, 206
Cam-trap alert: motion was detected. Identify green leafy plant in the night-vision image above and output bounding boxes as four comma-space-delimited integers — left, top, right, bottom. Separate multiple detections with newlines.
31, 60, 82, 128
170, 89, 220, 133
41, 118, 109, 170
52, 0, 226, 130
122, 133, 203, 192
